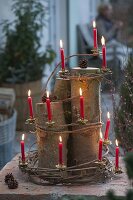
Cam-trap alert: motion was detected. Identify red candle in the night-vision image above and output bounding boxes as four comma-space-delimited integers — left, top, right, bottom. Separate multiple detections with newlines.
115, 139, 119, 169
28, 90, 34, 119
21, 134, 25, 162
60, 40, 65, 71
59, 136, 63, 165
46, 91, 52, 121
93, 20, 98, 49
79, 88, 84, 120
98, 131, 103, 161
104, 112, 110, 140
101, 36, 107, 69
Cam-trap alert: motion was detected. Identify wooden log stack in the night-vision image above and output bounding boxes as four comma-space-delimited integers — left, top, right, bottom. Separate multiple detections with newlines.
36, 67, 102, 168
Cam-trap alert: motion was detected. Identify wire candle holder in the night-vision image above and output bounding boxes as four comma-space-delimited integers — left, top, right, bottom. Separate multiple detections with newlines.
19, 53, 121, 185
19, 146, 114, 185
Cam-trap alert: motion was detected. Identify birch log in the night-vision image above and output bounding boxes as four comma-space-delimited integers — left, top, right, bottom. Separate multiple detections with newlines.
70, 67, 102, 165
36, 101, 68, 168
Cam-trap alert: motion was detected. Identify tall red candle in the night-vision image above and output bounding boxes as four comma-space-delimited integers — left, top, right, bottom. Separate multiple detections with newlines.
46, 91, 52, 121
101, 36, 107, 69
115, 139, 119, 169
60, 40, 65, 71
28, 90, 34, 119
93, 20, 98, 49
104, 112, 110, 140
59, 136, 63, 165
79, 88, 84, 120
21, 134, 25, 162
98, 131, 103, 161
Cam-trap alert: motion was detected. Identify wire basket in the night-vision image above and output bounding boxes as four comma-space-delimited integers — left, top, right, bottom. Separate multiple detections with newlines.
0, 110, 17, 169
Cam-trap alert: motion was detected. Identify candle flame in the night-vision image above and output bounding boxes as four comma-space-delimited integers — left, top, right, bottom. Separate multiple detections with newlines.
93, 20, 96, 28
46, 91, 49, 98
101, 36, 105, 45
22, 134, 25, 141
107, 112, 110, 119
59, 136, 62, 143
115, 139, 118, 147
60, 40, 63, 48
28, 90, 31, 97
100, 131, 103, 139
79, 88, 82, 96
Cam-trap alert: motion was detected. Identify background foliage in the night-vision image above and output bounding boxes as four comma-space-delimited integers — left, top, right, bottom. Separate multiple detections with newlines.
115, 57, 133, 151
0, 0, 55, 84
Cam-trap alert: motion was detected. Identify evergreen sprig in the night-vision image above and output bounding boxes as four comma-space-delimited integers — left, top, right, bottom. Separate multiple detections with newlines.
115, 57, 133, 151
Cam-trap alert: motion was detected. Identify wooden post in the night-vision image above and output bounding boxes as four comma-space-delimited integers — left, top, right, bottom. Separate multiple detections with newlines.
54, 78, 71, 100
70, 67, 102, 165
36, 102, 68, 168
54, 77, 73, 166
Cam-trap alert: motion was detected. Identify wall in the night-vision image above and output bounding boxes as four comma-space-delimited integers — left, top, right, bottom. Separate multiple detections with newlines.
69, 0, 101, 66
0, 0, 14, 46
43, 0, 68, 90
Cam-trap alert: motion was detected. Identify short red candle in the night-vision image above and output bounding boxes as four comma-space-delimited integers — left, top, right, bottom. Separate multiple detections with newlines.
98, 131, 103, 161
21, 134, 25, 162
46, 91, 52, 121
28, 90, 34, 119
60, 40, 65, 71
59, 136, 63, 165
115, 139, 119, 169
79, 88, 84, 120
104, 112, 110, 140
101, 36, 107, 69
93, 20, 98, 49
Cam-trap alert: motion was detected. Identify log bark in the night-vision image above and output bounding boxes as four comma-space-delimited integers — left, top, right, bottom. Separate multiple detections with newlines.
36, 102, 68, 168
70, 67, 102, 165
54, 77, 72, 166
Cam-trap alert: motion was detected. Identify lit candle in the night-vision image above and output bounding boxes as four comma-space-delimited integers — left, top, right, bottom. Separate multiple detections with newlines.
21, 134, 25, 162
101, 36, 107, 69
98, 131, 103, 161
59, 136, 63, 165
115, 139, 119, 169
104, 112, 110, 140
46, 91, 52, 121
60, 40, 65, 71
93, 20, 98, 49
28, 90, 34, 119
79, 88, 84, 120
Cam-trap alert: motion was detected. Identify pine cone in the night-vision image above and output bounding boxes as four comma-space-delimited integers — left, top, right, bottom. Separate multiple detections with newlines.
79, 59, 88, 68
4, 173, 14, 184
8, 179, 18, 189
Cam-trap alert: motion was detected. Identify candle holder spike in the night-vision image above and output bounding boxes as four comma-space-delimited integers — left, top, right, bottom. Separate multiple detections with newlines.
45, 120, 55, 127
56, 163, 66, 170
25, 118, 36, 124
91, 48, 100, 55
95, 160, 106, 167
103, 139, 112, 146
58, 70, 70, 79
100, 68, 112, 73
19, 157, 28, 171
77, 118, 88, 125
114, 167, 123, 174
